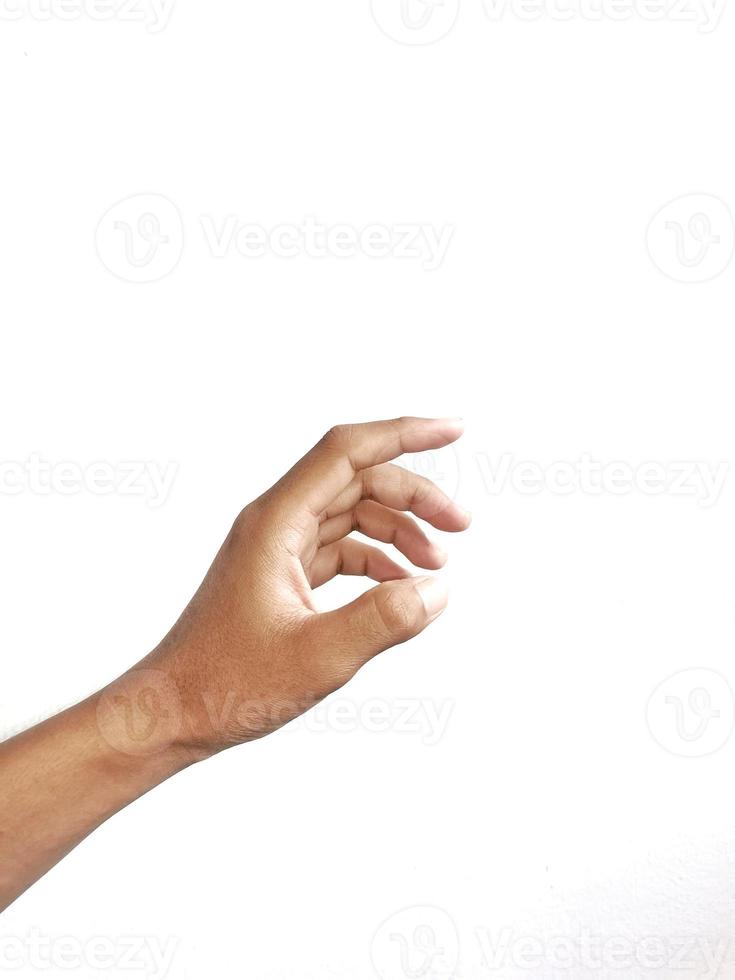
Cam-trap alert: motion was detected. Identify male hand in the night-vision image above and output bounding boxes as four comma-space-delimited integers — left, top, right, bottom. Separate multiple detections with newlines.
103, 417, 470, 758
0, 416, 470, 911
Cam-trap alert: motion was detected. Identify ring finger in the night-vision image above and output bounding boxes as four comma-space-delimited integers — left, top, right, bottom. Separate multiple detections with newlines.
317, 499, 448, 570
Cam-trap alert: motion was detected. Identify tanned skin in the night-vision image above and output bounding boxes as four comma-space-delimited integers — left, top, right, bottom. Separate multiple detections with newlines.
0, 417, 470, 911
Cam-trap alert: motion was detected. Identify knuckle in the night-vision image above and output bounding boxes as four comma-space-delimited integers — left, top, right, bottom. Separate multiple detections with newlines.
231, 506, 253, 538
230, 498, 266, 541
353, 500, 369, 530
322, 423, 355, 450
411, 475, 445, 516
322, 424, 344, 447
410, 475, 432, 502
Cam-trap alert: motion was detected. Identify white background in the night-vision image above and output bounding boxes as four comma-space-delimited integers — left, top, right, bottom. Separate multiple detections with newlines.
2, 1, 735, 978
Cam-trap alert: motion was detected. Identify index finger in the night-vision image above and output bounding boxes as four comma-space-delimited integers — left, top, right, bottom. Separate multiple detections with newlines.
270, 417, 464, 518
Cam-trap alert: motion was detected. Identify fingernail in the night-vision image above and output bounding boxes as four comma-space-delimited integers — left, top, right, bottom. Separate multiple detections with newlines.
415, 577, 449, 620
433, 543, 449, 564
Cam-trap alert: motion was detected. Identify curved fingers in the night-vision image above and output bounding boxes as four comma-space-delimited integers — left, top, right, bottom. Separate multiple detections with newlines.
317, 499, 448, 570
270, 417, 465, 518
325, 463, 470, 532
308, 538, 410, 589
366, 463, 470, 530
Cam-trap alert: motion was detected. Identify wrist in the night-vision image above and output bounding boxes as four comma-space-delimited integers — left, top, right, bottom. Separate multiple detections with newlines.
94, 666, 211, 774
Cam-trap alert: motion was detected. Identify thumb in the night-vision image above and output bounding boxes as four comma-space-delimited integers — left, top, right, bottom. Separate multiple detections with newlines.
311, 576, 449, 672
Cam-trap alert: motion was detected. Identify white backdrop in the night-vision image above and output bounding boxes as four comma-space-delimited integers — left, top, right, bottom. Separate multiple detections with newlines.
2, 1, 735, 977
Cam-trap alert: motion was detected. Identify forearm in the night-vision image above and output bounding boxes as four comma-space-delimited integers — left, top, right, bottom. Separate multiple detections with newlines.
0, 683, 193, 912
0, 418, 468, 912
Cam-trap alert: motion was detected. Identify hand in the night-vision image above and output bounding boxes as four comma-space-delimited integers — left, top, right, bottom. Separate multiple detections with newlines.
0, 416, 470, 911
101, 417, 470, 759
